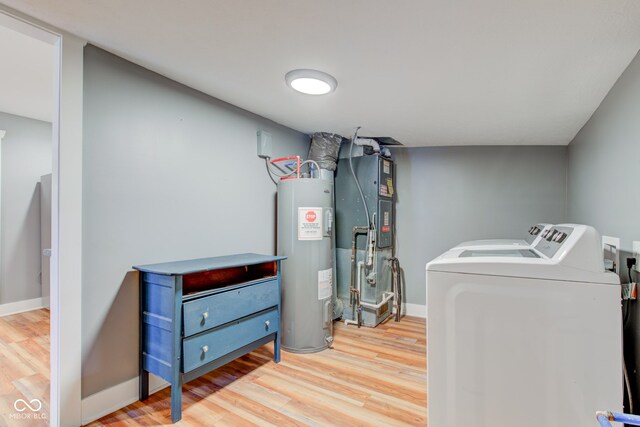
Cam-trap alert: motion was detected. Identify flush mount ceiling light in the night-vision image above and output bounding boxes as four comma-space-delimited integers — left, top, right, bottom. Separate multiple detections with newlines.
285, 69, 337, 95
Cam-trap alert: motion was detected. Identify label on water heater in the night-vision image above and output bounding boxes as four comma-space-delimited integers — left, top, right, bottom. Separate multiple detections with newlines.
318, 268, 332, 300
298, 207, 323, 241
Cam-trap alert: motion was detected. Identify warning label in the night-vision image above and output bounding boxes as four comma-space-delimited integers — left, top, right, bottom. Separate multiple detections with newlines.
318, 268, 332, 300
298, 207, 323, 241
383, 160, 390, 175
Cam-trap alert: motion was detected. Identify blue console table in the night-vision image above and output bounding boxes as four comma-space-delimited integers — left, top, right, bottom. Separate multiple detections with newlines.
134, 253, 286, 423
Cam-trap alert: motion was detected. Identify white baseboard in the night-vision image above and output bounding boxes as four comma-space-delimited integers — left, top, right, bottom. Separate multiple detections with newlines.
81, 375, 168, 425
402, 302, 426, 318
0, 297, 44, 316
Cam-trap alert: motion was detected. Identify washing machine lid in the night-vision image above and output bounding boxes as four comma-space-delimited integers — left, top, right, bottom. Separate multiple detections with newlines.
458, 248, 540, 258
454, 223, 552, 250
427, 224, 619, 285
455, 238, 529, 249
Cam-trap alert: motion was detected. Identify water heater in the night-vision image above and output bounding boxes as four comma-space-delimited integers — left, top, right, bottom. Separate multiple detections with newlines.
277, 177, 334, 353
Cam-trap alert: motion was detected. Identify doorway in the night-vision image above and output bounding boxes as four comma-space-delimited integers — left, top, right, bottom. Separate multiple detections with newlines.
0, 7, 84, 426
0, 18, 55, 427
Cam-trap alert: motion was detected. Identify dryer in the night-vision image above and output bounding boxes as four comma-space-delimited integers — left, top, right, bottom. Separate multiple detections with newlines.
426, 224, 622, 427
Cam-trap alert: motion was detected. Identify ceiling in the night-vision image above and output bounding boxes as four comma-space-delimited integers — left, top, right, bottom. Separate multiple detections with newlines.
0, 24, 53, 122
2, 0, 640, 146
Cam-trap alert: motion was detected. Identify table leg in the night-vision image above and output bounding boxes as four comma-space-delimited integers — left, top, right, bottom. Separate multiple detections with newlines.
274, 332, 281, 363
140, 370, 149, 401
170, 379, 182, 423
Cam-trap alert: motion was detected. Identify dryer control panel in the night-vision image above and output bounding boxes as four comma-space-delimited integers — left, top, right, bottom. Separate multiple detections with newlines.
535, 226, 574, 258
525, 224, 543, 244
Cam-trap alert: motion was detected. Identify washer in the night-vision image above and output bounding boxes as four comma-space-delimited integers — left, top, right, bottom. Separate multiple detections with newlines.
455, 222, 552, 250
426, 224, 622, 427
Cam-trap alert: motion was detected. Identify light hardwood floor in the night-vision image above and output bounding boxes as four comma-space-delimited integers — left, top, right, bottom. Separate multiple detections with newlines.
89, 316, 427, 426
0, 310, 426, 426
0, 309, 50, 427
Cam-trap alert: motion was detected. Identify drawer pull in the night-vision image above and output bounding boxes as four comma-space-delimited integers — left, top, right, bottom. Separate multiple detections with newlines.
202, 345, 209, 353
202, 311, 209, 320
265, 320, 270, 328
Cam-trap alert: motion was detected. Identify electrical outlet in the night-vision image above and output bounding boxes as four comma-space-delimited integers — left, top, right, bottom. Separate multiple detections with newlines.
602, 235, 620, 273
634, 241, 640, 272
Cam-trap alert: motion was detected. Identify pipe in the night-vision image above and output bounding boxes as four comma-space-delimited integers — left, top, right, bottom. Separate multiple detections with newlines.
348, 227, 401, 327
301, 159, 320, 178
355, 261, 364, 320
624, 359, 634, 414
267, 157, 289, 174
360, 292, 394, 310
344, 261, 369, 328
355, 261, 393, 310
597, 414, 612, 427
596, 410, 640, 426
609, 411, 640, 424
354, 137, 381, 153
268, 157, 321, 180
348, 127, 371, 228
366, 228, 375, 267
350, 226, 368, 306
350, 226, 368, 327
270, 155, 301, 178
390, 257, 401, 322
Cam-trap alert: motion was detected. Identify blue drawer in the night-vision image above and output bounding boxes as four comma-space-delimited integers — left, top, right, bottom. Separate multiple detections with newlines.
182, 308, 279, 373
182, 279, 278, 337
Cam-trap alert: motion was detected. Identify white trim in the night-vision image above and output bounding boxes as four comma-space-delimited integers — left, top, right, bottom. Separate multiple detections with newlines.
81, 376, 169, 425
53, 33, 85, 427
0, 129, 4, 291
0, 297, 44, 316
0, 11, 58, 44
0, 6, 85, 427
402, 302, 426, 318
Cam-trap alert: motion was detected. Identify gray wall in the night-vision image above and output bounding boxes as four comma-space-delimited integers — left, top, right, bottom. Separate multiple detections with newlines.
0, 112, 51, 305
82, 46, 309, 397
393, 145, 568, 306
568, 51, 640, 252
567, 50, 640, 411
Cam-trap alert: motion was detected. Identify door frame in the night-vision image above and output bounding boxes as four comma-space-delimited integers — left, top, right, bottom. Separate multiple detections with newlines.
0, 6, 84, 427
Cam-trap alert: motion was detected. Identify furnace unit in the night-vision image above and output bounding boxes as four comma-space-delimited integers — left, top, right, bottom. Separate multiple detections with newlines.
335, 144, 399, 327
